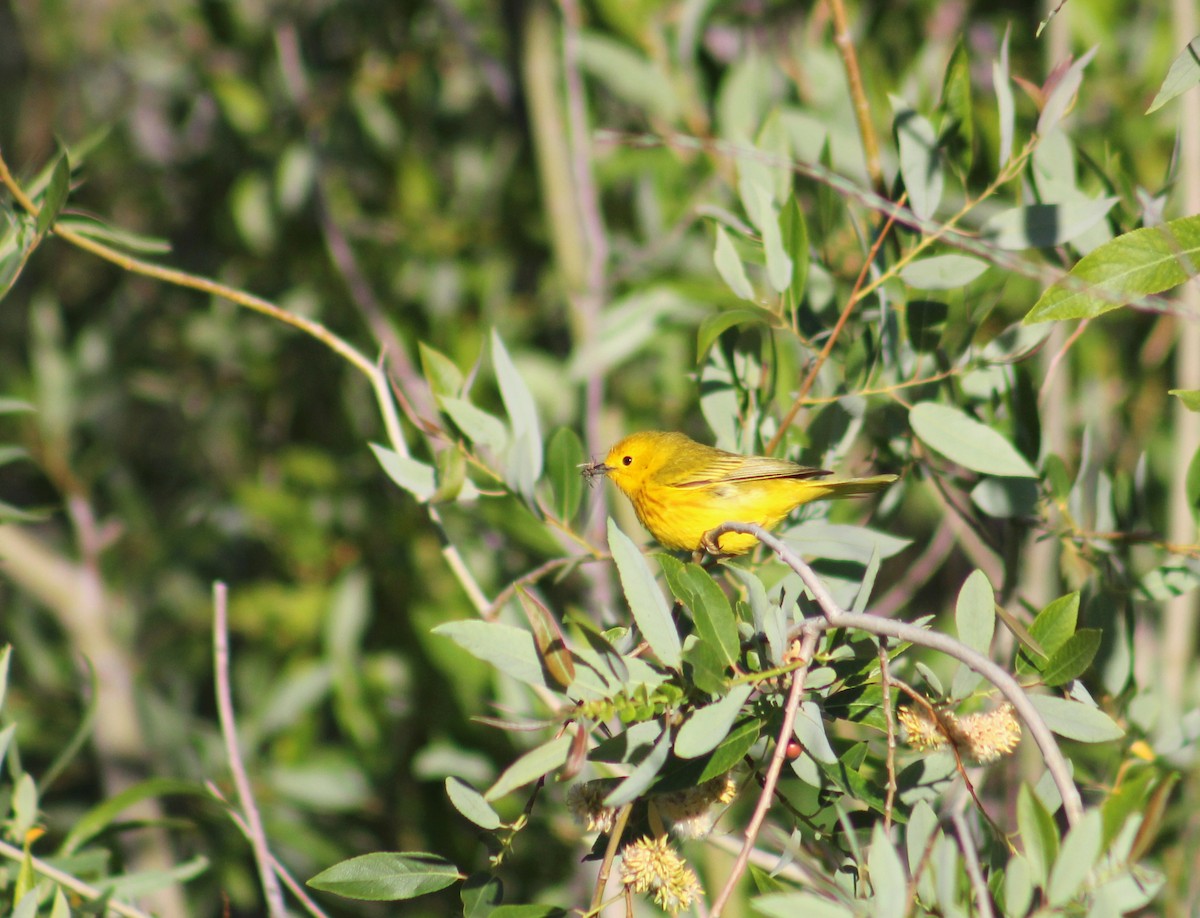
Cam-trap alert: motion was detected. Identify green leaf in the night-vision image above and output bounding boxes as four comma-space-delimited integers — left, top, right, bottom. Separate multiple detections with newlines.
1146, 37, 1200, 113
1189, 445, 1200, 525
0, 398, 35, 415
970, 477, 1039, 518
1048, 809, 1103, 905
1017, 592, 1081, 678
674, 684, 753, 759
910, 402, 1038, 477
516, 588, 575, 690
1004, 854, 1035, 918
1025, 215, 1200, 323
1037, 46, 1097, 135
607, 519, 682, 670
1029, 695, 1124, 742
951, 569, 995, 699
604, 726, 671, 806
905, 800, 938, 879
490, 906, 569, 918
658, 556, 739, 669
307, 852, 462, 901
461, 873, 503, 917
485, 734, 573, 800
867, 821, 907, 918
419, 342, 464, 397
742, 180, 793, 293
55, 215, 172, 253
792, 700, 836, 764
697, 307, 774, 359
1017, 783, 1059, 886
781, 194, 810, 307
753, 892, 858, 918
61, 778, 206, 855
994, 31, 1015, 168
714, 225, 755, 301
445, 778, 502, 830
781, 521, 910, 564
37, 154, 71, 236
1170, 388, 1200, 411
899, 254, 989, 289
981, 198, 1117, 250
441, 397, 509, 455
939, 39, 974, 170
576, 32, 681, 122
371, 443, 435, 502
893, 96, 944, 221
546, 427, 584, 522
694, 717, 761, 782
492, 331, 543, 497
0, 645, 9, 710
1041, 629, 1102, 687
432, 620, 547, 689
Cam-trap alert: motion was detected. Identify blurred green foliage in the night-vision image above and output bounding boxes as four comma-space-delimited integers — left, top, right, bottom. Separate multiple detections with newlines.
0, 0, 1198, 915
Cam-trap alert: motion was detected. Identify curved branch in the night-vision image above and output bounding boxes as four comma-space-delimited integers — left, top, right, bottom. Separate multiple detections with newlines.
707, 521, 1085, 826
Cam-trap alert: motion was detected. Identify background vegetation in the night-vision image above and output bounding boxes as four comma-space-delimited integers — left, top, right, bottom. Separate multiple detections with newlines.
0, 0, 1198, 915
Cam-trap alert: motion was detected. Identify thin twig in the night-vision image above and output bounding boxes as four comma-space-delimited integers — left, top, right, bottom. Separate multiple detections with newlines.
590, 803, 634, 914
705, 522, 1085, 825
878, 641, 898, 831
952, 805, 996, 918
213, 582, 288, 918
709, 628, 820, 917
0, 838, 154, 918
825, 0, 884, 194
207, 781, 333, 918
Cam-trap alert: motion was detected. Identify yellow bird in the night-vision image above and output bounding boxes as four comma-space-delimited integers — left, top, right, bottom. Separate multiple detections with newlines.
584, 430, 897, 555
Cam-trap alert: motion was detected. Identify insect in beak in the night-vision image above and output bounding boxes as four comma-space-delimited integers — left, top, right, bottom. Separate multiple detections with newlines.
579, 459, 613, 486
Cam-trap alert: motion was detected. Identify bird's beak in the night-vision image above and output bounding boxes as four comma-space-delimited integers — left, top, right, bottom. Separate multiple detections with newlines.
579, 459, 613, 485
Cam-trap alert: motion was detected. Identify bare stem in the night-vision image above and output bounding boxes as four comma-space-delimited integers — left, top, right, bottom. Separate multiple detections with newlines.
213, 582, 288, 918
825, 0, 884, 194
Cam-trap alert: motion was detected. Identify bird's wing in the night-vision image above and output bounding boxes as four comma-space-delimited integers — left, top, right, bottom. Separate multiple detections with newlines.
674, 453, 832, 487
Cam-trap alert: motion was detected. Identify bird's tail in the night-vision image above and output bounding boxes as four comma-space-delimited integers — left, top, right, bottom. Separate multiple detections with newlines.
818, 474, 899, 498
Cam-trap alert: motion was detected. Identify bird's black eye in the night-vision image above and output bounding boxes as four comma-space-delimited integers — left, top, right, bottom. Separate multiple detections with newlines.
622, 455, 633, 466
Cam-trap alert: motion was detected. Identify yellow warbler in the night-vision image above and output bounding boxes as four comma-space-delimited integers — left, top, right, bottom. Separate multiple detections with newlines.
584, 430, 896, 555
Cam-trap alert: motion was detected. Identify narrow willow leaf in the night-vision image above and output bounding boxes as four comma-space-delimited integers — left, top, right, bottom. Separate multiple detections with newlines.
1041, 628, 1102, 687
697, 307, 773, 359
994, 29, 1014, 168
1005, 854, 1035, 918
781, 194, 810, 307
445, 778, 502, 830
1023, 592, 1080, 672
910, 402, 1038, 477
1029, 695, 1124, 742
659, 556, 739, 669
1018, 783, 1059, 887
603, 727, 671, 806
674, 684, 753, 758
307, 852, 462, 901
418, 342, 464, 397
545, 427, 584, 521
753, 892, 861, 918
492, 330, 542, 490
37, 154, 71, 236
1048, 810, 1103, 906
893, 96, 944, 221
1025, 215, 1200, 323
939, 39, 974, 170
714, 225, 755, 301
461, 874, 504, 917
432, 620, 547, 689
952, 569, 994, 699
792, 700, 836, 764
371, 443, 435, 502
441, 397, 509, 455
1146, 37, 1200, 113
1037, 46, 1098, 135
905, 801, 938, 877
867, 822, 907, 918
485, 734, 573, 800
0, 398, 35, 415
744, 182, 793, 293
899, 254, 988, 289
516, 588, 575, 689
981, 198, 1117, 250
607, 519, 682, 669
576, 32, 681, 122
1170, 388, 1200, 411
